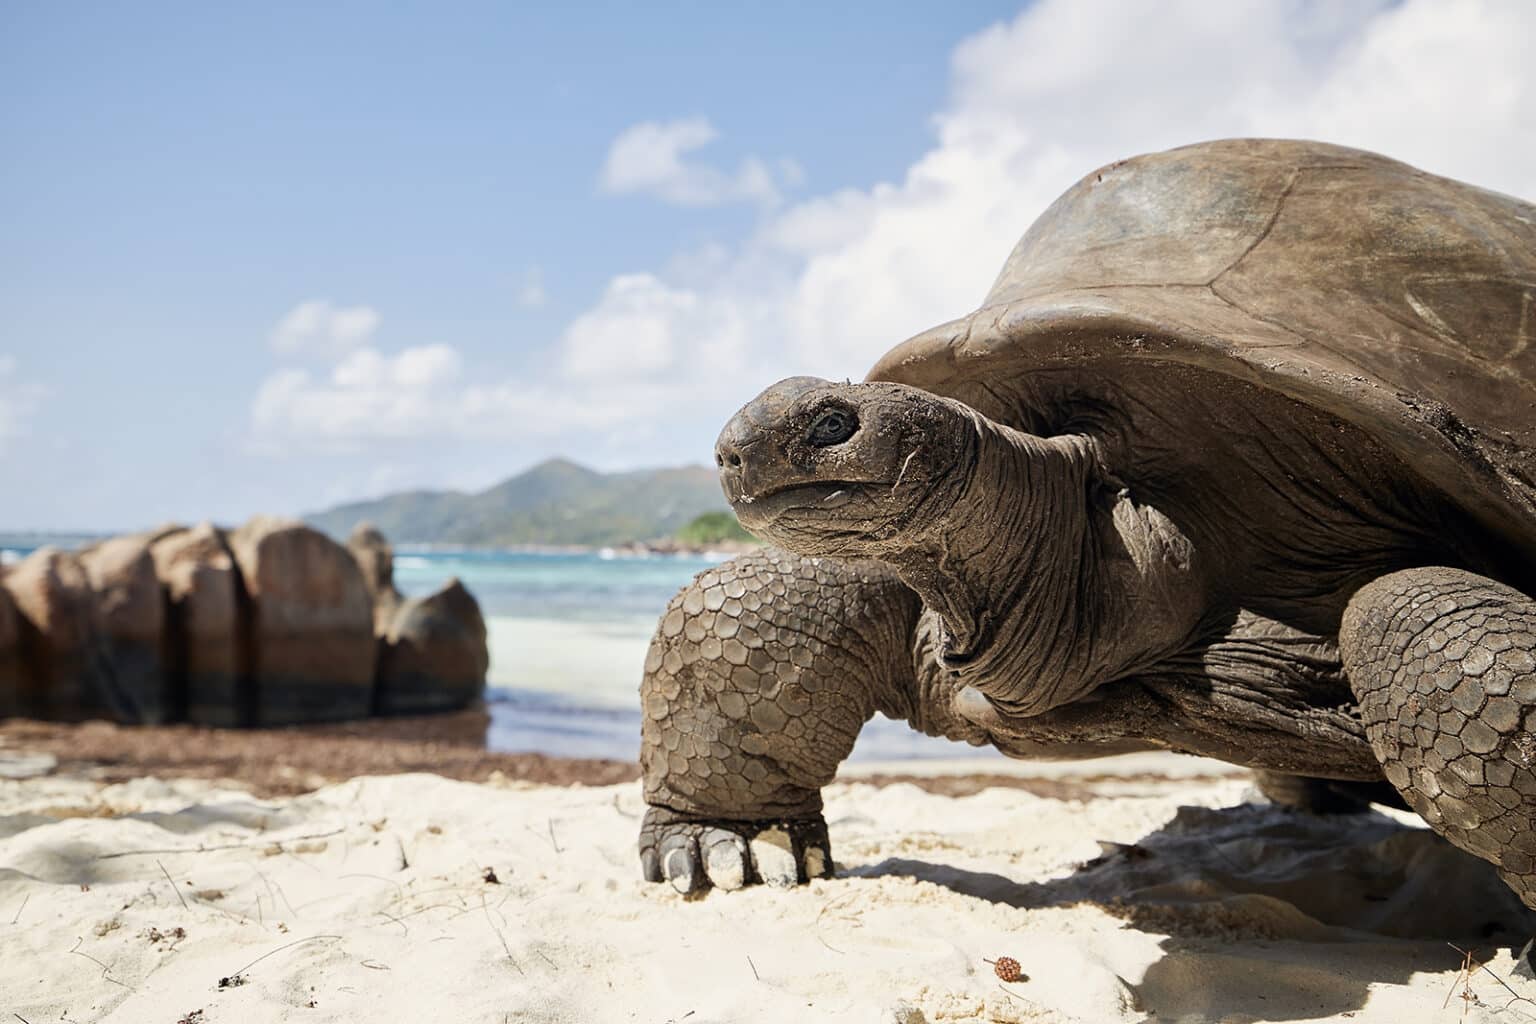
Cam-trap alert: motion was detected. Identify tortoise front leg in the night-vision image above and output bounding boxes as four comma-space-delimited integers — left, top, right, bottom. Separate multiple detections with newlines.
1341, 566, 1536, 908
639, 549, 921, 892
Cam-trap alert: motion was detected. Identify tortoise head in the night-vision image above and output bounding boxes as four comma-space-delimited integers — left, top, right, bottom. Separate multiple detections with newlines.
715, 377, 975, 557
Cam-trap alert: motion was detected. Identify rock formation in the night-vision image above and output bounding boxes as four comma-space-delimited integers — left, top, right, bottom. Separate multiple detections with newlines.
0, 518, 487, 727
347, 523, 491, 715
227, 517, 376, 726
348, 522, 402, 633
149, 523, 243, 726
378, 579, 490, 715
2, 548, 114, 719
78, 534, 168, 723
0, 580, 20, 718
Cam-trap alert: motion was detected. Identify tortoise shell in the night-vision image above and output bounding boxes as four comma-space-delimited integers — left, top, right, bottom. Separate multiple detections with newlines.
869, 139, 1536, 563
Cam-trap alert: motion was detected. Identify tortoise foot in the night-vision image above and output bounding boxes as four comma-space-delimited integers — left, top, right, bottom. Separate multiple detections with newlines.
639, 806, 832, 893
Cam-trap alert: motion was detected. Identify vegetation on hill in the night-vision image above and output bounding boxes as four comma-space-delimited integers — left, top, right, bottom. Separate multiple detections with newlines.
305, 458, 733, 547
674, 511, 757, 546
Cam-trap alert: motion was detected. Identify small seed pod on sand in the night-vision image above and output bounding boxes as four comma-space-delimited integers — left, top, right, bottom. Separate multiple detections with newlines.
986, 956, 1025, 983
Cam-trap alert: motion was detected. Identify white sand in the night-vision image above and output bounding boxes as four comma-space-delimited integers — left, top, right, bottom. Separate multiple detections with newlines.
2, 757, 1534, 1023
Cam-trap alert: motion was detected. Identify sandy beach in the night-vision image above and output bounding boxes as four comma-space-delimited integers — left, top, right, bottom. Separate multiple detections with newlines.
4, 728, 1535, 1024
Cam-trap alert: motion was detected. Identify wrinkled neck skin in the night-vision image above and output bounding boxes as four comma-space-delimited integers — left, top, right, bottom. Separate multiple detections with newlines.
877, 411, 1205, 719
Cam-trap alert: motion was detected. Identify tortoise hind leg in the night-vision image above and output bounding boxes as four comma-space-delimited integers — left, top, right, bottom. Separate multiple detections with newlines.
1340, 566, 1536, 908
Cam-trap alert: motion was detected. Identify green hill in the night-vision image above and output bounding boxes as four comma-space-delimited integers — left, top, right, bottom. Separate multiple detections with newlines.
304, 458, 733, 547
675, 511, 756, 546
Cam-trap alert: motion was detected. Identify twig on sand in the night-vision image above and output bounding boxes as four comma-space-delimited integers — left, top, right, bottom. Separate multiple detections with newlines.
480, 893, 524, 976
15, 1012, 34, 1023
814, 894, 856, 954
158, 859, 189, 910
1445, 945, 1478, 1013
250, 865, 299, 920
746, 955, 760, 982
68, 936, 130, 989
611, 792, 639, 819
375, 908, 411, 935
219, 934, 342, 989
525, 819, 562, 854
379, 901, 464, 927
1446, 943, 1536, 1014
95, 828, 346, 860
8, 893, 28, 925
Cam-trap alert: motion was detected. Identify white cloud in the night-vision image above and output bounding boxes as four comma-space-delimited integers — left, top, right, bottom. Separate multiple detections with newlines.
562, 274, 689, 378
1259, 0, 1536, 192
251, 0, 1536, 469
558, 273, 757, 381
0, 356, 46, 452
600, 117, 801, 207
252, 344, 464, 445
270, 300, 382, 355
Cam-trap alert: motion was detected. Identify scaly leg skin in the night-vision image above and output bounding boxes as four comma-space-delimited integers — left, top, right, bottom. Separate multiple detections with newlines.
639, 549, 921, 893
1340, 566, 1536, 908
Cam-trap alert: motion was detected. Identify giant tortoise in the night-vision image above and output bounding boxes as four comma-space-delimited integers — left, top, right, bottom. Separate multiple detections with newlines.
637, 139, 1536, 906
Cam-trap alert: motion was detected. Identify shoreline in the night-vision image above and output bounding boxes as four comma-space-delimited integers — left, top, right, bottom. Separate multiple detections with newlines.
0, 714, 1249, 800
0, 712, 638, 796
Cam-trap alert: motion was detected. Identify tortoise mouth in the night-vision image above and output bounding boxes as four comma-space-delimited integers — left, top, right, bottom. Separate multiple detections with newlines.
732, 480, 892, 522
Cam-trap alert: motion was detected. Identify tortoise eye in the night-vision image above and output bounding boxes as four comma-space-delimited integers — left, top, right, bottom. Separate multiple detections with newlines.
807, 408, 858, 447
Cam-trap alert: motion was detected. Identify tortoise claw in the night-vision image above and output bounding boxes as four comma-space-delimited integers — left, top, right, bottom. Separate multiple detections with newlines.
639, 806, 833, 892
659, 831, 703, 894
701, 828, 751, 891
640, 845, 663, 883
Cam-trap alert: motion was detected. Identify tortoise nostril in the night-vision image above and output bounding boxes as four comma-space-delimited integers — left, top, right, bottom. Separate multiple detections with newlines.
715, 430, 749, 473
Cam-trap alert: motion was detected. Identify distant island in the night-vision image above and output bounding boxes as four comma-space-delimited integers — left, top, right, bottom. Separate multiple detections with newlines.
304, 457, 758, 550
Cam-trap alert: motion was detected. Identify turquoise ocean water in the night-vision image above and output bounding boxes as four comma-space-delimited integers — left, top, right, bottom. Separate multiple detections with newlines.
2, 545, 970, 762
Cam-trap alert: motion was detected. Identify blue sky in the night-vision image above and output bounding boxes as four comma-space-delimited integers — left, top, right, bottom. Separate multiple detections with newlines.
2, 1, 1533, 531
